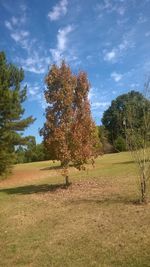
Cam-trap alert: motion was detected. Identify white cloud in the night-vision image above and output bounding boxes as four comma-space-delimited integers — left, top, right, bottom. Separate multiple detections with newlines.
26, 83, 47, 109
5, 21, 13, 30
111, 72, 123, 82
4, 6, 29, 49
5, 12, 50, 74
10, 31, 29, 43
18, 53, 50, 74
104, 49, 117, 61
48, 0, 68, 21
88, 87, 95, 101
27, 83, 40, 96
103, 30, 135, 63
11, 16, 18, 25
50, 25, 74, 64
57, 25, 73, 50
92, 101, 110, 110
137, 14, 147, 24
5, 15, 30, 50
97, 0, 126, 16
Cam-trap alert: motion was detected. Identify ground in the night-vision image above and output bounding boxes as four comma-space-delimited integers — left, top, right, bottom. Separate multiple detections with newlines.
0, 152, 150, 267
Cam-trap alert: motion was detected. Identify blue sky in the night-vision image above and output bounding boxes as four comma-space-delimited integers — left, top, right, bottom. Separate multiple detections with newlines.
0, 0, 150, 143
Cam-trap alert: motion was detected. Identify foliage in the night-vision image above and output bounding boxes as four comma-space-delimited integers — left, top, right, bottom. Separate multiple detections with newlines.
102, 91, 149, 151
97, 125, 114, 153
15, 138, 47, 163
114, 136, 126, 152
124, 82, 150, 202
40, 61, 100, 184
0, 51, 35, 176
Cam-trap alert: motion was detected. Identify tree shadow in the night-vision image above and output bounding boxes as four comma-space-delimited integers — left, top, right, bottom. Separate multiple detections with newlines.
114, 159, 150, 165
40, 165, 62, 171
40, 163, 75, 171
67, 195, 141, 206
113, 160, 134, 165
0, 183, 70, 195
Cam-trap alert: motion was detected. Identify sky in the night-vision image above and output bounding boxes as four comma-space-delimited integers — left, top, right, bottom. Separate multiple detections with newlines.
0, 0, 150, 143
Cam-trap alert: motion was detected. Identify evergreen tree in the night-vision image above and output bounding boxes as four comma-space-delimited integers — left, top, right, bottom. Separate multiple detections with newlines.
0, 51, 35, 176
40, 61, 100, 185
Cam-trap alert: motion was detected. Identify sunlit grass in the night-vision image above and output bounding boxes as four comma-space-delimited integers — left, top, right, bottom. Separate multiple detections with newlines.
0, 151, 150, 267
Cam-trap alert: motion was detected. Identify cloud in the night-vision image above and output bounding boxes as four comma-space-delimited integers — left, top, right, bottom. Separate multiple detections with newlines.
5, 21, 13, 30
92, 101, 110, 110
5, 11, 50, 74
97, 0, 126, 16
10, 31, 29, 43
111, 72, 123, 82
57, 26, 73, 50
104, 49, 117, 61
17, 53, 50, 74
48, 0, 68, 21
50, 25, 74, 64
11, 16, 18, 25
26, 83, 47, 109
103, 30, 135, 62
137, 14, 147, 24
4, 6, 29, 49
27, 83, 41, 96
88, 87, 95, 101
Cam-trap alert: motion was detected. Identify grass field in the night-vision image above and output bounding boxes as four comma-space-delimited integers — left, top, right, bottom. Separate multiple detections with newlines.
0, 152, 150, 267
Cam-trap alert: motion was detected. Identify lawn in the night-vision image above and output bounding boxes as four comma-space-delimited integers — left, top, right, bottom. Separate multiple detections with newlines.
0, 152, 150, 267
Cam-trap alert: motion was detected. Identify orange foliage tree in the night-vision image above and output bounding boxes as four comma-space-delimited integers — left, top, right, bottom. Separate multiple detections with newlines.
40, 61, 101, 185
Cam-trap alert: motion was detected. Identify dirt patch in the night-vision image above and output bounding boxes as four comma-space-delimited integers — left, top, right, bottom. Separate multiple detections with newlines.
0, 167, 58, 188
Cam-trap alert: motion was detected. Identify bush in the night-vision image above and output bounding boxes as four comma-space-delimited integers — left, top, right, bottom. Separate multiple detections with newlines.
114, 136, 126, 152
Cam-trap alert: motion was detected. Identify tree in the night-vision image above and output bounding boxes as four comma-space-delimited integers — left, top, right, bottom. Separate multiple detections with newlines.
124, 82, 150, 203
97, 125, 114, 153
15, 138, 47, 163
15, 141, 46, 163
102, 91, 149, 151
0, 51, 35, 176
40, 61, 100, 185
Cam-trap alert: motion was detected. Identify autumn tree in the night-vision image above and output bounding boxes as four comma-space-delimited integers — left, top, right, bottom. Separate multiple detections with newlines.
0, 51, 35, 176
40, 61, 100, 185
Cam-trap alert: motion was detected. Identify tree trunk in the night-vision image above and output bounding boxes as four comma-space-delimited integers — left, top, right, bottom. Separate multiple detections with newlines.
65, 175, 69, 186
141, 175, 146, 203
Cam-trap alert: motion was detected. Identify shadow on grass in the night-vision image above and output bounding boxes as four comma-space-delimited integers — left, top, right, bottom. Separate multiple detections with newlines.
113, 160, 134, 165
0, 183, 70, 195
114, 159, 150, 165
40, 165, 62, 171
68, 195, 141, 206
40, 163, 75, 171
0, 183, 144, 205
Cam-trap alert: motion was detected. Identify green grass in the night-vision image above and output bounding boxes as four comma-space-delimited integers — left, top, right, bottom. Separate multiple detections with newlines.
0, 152, 150, 267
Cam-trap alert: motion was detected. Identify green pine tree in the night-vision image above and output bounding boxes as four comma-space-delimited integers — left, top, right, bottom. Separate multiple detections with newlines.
0, 51, 35, 177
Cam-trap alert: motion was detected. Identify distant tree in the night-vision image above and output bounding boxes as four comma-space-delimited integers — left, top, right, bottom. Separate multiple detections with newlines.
35, 143, 46, 161
40, 61, 100, 185
23, 136, 37, 162
102, 91, 149, 151
15, 146, 26, 163
15, 139, 47, 163
97, 126, 114, 153
0, 51, 35, 176
124, 81, 150, 203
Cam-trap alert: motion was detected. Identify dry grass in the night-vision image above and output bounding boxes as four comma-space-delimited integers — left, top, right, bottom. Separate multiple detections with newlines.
0, 152, 150, 267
